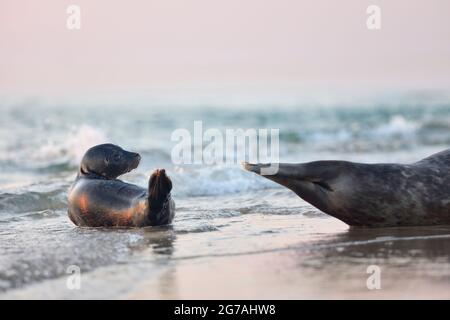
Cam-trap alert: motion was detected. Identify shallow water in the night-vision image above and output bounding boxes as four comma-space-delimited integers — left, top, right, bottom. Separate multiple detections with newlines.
0, 92, 449, 298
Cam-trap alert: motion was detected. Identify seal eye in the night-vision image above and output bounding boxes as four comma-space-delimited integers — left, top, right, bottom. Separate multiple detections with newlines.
113, 154, 121, 162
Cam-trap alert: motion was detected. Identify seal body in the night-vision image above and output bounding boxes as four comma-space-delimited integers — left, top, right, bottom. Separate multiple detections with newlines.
68, 144, 175, 228
244, 149, 450, 227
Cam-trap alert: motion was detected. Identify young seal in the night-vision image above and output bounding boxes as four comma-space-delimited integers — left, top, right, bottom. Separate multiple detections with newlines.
244, 149, 450, 227
68, 144, 175, 227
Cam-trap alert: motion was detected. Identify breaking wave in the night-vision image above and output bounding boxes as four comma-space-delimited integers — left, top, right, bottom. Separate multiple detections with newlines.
35, 125, 109, 166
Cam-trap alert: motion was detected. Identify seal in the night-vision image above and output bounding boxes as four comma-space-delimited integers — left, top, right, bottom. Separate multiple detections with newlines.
68, 143, 175, 227
244, 149, 450, 227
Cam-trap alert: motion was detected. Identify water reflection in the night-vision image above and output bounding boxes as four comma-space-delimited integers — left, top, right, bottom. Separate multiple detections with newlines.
140, 226, 176, 256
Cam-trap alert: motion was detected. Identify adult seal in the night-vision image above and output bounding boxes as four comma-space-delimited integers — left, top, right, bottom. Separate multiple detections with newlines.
244, 149, 450, 227
68, 144, 175, 227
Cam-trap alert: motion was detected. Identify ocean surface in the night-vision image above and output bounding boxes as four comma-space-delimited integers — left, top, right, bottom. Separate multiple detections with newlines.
1, 91, 449, 298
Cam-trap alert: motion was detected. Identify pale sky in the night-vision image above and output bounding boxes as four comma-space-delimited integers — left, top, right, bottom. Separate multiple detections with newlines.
1, 0, 449, 96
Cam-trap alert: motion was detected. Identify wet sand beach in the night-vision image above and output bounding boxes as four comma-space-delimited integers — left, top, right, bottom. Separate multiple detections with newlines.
2, 213, 449, 299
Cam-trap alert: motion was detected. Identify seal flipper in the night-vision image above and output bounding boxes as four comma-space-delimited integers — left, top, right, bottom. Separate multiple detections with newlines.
243, 161, 345, 181
147, 169, 174, 226
243, 161, 345, 213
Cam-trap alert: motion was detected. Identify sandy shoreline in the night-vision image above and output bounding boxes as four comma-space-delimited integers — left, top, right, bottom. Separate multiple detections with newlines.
2, 224, 450, 299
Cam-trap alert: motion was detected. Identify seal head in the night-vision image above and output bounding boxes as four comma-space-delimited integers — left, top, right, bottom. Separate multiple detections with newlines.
80, 143, 141, 179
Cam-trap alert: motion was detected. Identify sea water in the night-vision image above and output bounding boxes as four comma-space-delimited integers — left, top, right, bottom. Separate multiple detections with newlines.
0, 90, 449, 298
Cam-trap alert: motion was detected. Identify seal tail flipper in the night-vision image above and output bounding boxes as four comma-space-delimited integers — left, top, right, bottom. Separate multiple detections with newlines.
243, 161, 345, 181
242, 161, 335, 212
148, 169, 173, 225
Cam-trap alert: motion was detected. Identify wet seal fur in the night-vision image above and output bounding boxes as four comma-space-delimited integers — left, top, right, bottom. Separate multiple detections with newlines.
244, 149, 450, 227
68, 144, 175, 227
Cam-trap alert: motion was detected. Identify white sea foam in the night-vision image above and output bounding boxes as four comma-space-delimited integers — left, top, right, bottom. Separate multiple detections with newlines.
372, 115, 419, 138
170, 165, 276, 197
65, 125, 109, 165
35, 125, 108, 165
